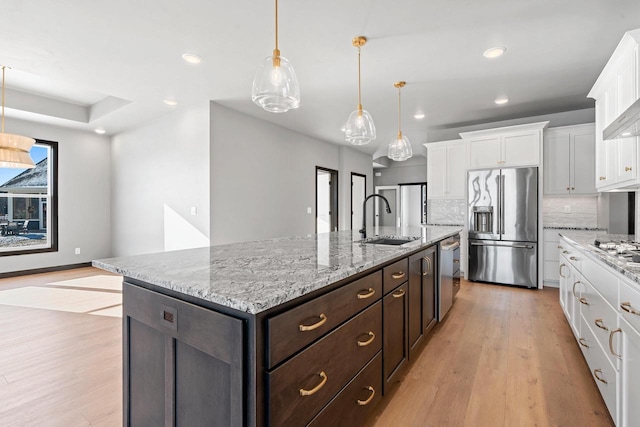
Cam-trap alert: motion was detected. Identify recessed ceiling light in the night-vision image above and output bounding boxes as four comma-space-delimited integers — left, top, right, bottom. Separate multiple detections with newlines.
483, 47, 506, 59
163, 99, 178, 106
181, 52, 202, 64
414, 113, 425, 120
94, 128, 106, 134
494, 97, 509, 105
622, 132, 632, 137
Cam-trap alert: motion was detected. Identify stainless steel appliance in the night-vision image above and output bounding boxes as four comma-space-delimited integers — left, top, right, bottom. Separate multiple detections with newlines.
439, 234, 460, 320
468, 167, 538, 288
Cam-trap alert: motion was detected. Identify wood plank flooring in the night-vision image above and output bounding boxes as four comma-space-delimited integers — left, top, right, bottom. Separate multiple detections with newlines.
0, 268, 614, 426
371, 280, 614, 427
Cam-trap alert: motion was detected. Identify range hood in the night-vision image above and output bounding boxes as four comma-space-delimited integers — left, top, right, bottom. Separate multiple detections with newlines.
604, 97, 640, 140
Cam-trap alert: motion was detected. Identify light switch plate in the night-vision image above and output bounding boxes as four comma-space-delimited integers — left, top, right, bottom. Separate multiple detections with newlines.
307, 207, 312, 214
564, 205, 571, 213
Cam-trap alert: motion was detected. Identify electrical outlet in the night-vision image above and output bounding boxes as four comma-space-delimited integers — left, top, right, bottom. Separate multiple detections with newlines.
564, 205, 571, 213
75, 248, 81, 255
307, 207, 312, 214
190, 206, 197, 215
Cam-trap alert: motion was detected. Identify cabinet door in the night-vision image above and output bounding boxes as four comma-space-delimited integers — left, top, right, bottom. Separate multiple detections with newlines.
559, 256, 570, 314
468, 136, 501, 169
617, 137, 638, 183
604, 82, 618, 128
427, 146, 447, 199
408, 251, 424, 357
422, 247, 437, 335
606, 139, 619, 186
620, 319, 640, 427
447, 143, 466, 198
595, 99, 609, 188
383, 282, 408, 394
617, 52, 637, 115
544, 134, 571, 194
503, 131, 540, 166
571, 130, 597, 194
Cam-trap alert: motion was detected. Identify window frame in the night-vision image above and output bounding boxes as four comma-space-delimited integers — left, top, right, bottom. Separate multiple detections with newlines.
0, 139, 58, 257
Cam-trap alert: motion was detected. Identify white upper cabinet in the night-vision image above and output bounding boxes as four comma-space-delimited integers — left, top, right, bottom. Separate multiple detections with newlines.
425, 139, 466, 199
589, 29, 640, 191
461, 122, 548, 169
544, 124, 596, 195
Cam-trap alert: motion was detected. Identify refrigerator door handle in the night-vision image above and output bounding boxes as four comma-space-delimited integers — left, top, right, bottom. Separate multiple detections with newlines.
500, 174, 505, 235
470, 241, 535, 249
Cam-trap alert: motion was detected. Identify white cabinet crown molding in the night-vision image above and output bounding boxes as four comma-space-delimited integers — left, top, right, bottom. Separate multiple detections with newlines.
458, 121, 550, 140
588, 29, 640, 99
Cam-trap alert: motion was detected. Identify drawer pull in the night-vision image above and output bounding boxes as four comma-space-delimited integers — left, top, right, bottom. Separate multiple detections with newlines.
423, 256, 431, 275
299, 314, 327, 332
572, 281, 581, 299
579, 297, 589, 306
625, 166, 632, 172
563, 251, 569, 254
391, 271, 406, 280
559, 264, 567, 278
570, 256, 579, 261
357, 288, 376, 299
593, 369, 607, 384
578, 337, 589, 348
299, 371, 327, 396
357, 331, 375, 347
392, 289, 406, 298
594, 318, 608, 331
357, 386, 376, 406
558, 245, 563, 249
609, 328, 622, 358
621, 301, 640, 316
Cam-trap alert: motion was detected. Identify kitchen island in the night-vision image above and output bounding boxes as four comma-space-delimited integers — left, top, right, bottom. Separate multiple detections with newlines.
95, 225, 461, 427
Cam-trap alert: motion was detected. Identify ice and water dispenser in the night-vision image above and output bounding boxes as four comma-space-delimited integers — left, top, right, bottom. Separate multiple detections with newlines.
471, 206, 493, 233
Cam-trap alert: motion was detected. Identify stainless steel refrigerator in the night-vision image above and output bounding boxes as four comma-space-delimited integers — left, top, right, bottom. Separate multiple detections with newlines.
468, 167, 538, 288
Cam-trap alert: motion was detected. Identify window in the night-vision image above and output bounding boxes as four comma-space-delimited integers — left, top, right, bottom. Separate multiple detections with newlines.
0, 140, 58, 256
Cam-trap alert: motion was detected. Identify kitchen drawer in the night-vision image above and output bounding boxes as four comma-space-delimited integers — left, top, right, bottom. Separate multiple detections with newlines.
268, 301, 382, 427
307, 352, 382, 427
267, 271, 382, 368
383, 258, 409, 294
581, 255, 618, 309
578, 313, 618, 423
580, 279, 619, 367
560, 248, 582, 272
620, 278, 640, 333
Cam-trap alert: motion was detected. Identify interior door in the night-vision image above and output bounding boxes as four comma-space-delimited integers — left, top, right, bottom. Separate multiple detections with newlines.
374, 186, 399, 228
400, 184, 424, 228
351, 173, 366, 230
316, 167, 338, 233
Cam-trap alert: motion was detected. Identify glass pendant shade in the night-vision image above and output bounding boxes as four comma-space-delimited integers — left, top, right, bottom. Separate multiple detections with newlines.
345, 109, 376, 145
388, 133, 413, 161
252, 54, 300, 113
0, 133, 36, 168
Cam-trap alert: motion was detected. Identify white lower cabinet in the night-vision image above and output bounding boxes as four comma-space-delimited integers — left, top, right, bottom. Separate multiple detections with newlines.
559, 236, 640, 426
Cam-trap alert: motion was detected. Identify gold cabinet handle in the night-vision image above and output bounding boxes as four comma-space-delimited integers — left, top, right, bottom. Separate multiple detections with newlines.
593, 369, 607, 384
579, 297, 589, 305
625, 166, 632, 172
599, 176, 606, 181
570, 256, 579, 261
594, 318, 608, 331
572, 281, 581, 298
422, 256, 431, 275
563, 250, 570, 254
356, 386, 376, 406
566, 187, 570, 191
392, 289, 406, 298
579, 337, 589, 348
557, 245, 564, 249
621, 301, 640, 316
609, 328, 622, 358
357, 288, 376, 299
559, 264, 567, 278
392, 271, 406, 280
357, 331, 375, 347
571, 187, 575, 190
299, 313, 327, 332
299, 371, 328, 396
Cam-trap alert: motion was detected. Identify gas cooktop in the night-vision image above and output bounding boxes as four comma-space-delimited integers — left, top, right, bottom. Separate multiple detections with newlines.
593, 239, 640, 264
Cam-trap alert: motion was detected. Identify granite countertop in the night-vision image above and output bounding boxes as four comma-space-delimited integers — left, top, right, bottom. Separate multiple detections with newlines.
559, 231, 640, 285
545, 226, 608, 231
426, 223, 464, 227
94, 226, 462, 314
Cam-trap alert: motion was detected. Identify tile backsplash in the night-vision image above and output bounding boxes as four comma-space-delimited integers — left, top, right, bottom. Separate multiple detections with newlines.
428, 199, 465, 225
543, 196, 599, 228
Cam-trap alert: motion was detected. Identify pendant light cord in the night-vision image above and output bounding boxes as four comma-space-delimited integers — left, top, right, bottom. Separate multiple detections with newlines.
398, 86, 401, 136
1, 66, 4, 133
275, 0, 279, 53
357, 47, 362, 111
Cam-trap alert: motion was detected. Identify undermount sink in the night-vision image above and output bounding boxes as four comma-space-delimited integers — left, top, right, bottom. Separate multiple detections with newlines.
363, 237, 418, 246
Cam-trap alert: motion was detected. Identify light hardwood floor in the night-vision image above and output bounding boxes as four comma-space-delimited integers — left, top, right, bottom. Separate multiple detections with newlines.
0, 269, 613, 426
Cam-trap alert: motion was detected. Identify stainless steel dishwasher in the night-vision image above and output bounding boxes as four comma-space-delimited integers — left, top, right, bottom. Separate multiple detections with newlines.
439, 234, 460, 321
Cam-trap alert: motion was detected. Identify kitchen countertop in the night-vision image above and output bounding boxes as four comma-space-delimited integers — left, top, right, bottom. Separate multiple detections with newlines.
426, 223, 464, 227
560, 231, 640, 285
94, 226, 462, 314
545, 226, 608, 231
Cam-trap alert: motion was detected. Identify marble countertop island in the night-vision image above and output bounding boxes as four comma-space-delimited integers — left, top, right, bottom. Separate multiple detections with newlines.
94, 226, 462, 314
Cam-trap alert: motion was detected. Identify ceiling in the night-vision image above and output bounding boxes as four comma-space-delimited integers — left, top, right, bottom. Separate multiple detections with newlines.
2, 0, 640, 157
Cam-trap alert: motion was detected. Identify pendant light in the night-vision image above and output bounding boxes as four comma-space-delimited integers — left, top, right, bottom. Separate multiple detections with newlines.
388, 81, 413, 161
251, 0, 300, 113
344, 36, 376, 145
0, 66, 35, 169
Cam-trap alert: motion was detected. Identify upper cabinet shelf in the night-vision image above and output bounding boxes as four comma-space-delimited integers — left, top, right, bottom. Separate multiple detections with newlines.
589, 29, 640, 191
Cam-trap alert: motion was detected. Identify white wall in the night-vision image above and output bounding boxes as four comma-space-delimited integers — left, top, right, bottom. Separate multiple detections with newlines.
111, 102, 210, 256
373, 159, 428, 188
339, 146, 374, 230
0, 118, 111, 273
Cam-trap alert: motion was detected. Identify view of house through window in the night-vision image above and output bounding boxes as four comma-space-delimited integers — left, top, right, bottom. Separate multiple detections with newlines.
0, 141, 57, 255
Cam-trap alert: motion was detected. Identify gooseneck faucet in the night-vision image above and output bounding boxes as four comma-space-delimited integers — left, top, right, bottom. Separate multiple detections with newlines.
359, 194, 392, 239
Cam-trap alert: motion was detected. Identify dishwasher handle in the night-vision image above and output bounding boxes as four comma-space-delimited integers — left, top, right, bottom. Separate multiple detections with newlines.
441, 241, 460, 251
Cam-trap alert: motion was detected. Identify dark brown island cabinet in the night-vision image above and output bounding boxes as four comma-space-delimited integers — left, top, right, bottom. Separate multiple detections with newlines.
122, 237, 456, 427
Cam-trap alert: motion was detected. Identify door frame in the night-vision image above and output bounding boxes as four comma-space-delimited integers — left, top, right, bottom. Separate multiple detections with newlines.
374, 185, 401, 228
315, 166, 339, 233
350, 172, 367, 230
